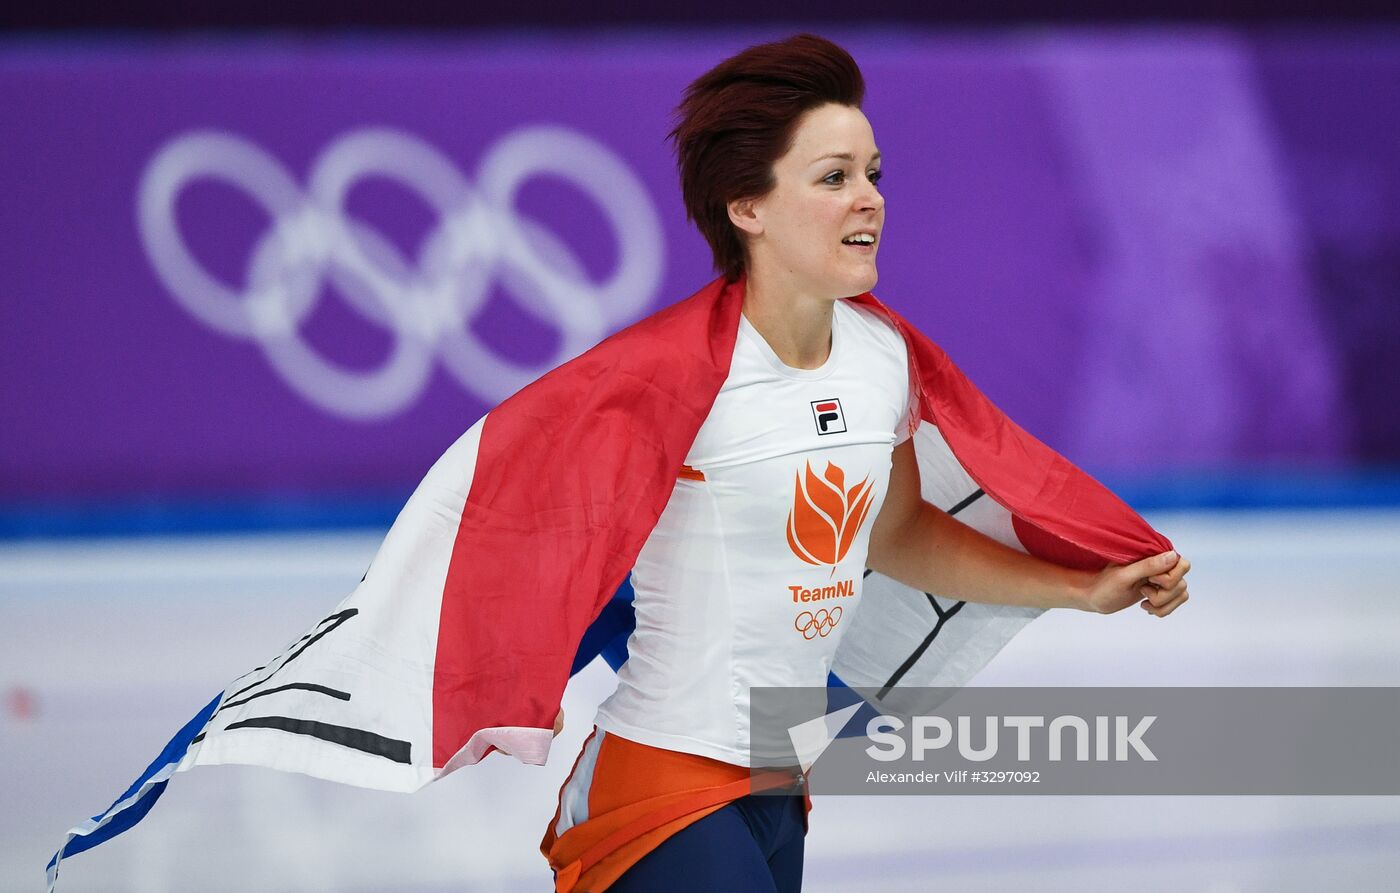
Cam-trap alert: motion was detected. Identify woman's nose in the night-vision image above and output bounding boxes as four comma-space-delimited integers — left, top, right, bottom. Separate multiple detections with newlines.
856, 178, 884, 212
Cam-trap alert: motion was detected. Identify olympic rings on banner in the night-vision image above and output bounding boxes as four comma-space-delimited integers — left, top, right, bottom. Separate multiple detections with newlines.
137, 127, 664, 420
794, 607, 843, 640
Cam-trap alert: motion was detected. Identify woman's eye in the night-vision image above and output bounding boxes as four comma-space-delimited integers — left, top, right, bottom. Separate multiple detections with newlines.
823, 169, 881, 186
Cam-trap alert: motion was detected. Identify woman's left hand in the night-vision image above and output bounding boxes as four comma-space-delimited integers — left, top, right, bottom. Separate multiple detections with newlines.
1081, 550, 1191, 617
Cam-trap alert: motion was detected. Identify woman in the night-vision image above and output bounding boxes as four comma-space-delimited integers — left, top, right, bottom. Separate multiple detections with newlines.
541, 33, 1190, 893
46, 31, 1189, 893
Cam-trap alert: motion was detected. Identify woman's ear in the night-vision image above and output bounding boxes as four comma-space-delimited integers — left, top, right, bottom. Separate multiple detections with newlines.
726, 195, 764, 238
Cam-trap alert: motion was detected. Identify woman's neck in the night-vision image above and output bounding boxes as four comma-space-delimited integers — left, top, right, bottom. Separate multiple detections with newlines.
740, 269, 835, 370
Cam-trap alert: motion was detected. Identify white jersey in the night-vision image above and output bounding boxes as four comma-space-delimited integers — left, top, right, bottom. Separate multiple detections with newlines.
593, 298, 918, 765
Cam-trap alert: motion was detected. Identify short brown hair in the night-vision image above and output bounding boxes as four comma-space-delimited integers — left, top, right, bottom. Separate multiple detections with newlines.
668, 34, 866, 281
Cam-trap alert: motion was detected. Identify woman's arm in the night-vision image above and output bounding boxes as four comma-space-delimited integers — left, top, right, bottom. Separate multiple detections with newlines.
867, 440, 1190, 616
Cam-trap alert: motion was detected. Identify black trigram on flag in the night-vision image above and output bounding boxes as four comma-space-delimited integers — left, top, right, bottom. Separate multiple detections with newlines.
811, 398, 846, 435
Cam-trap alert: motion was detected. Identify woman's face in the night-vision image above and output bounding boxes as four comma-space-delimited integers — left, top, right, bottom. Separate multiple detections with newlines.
736, 102, 885, 300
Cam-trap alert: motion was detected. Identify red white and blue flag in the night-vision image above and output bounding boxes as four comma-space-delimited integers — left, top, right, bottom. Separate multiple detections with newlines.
48, 276, 1170, 889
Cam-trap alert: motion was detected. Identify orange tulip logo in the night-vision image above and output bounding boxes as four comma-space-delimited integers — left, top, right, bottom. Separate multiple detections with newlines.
785, 460, 876, 572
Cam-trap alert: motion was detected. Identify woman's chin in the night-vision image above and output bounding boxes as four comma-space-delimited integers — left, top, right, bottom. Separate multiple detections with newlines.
844, 265, 877, 296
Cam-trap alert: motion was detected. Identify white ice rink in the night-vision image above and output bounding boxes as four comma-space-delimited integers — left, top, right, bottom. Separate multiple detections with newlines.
4, 509, 1399, 892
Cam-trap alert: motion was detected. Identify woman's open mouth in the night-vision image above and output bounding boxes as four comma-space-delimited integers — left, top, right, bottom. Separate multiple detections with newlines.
841, 232, 877, 253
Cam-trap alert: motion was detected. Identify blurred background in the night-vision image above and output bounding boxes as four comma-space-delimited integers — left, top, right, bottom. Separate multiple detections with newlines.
3, 2, 1399, 891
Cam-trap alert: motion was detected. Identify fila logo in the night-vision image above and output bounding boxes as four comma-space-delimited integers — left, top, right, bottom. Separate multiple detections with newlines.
811, 398, 846, 435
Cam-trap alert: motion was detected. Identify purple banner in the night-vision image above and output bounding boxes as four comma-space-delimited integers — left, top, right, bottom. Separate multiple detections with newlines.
2, 31, 1395, 505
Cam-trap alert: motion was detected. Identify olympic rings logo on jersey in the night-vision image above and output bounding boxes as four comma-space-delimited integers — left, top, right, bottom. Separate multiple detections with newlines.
794, 607, 842, 640
136, 127, 665, 420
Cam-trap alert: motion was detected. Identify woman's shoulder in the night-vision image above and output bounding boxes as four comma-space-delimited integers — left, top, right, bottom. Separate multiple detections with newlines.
838, 297, 908, 357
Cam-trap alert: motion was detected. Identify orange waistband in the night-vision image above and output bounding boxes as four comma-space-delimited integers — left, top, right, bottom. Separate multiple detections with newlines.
542, 730, 808, 893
